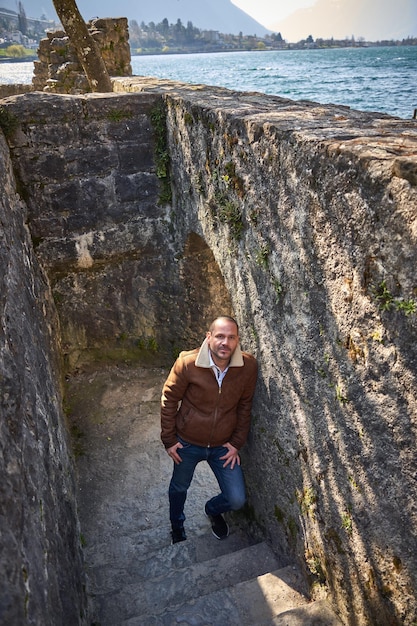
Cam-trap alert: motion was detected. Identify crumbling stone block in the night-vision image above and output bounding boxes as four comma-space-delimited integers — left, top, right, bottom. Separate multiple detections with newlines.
32, 17, 132, 93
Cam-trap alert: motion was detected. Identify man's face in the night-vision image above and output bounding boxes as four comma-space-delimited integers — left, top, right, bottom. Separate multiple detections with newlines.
207, 319, 239, 367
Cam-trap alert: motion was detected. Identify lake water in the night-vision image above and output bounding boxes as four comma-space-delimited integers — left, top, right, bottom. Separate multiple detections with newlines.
1, 46, 416, 119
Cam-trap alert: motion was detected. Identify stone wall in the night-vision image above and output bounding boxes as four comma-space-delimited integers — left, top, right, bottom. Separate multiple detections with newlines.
1, 81, 416, 625
0, 84, 33, 98
0, 133, 86, 623
152, 82, 417, 626
32, 17, 132, 93
2, 91, 230, 371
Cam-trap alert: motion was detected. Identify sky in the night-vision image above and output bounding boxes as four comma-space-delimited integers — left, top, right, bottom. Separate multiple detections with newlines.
233, 0, 416, 40
17, 0, 417, 41
232, 0, 314, 28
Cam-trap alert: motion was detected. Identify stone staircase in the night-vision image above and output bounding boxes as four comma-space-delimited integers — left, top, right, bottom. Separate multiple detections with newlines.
66, 365, 342, 626
89, 532, 341, 625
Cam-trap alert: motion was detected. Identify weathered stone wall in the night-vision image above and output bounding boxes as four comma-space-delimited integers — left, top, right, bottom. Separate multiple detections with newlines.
0, 84, 34, 98
33, 17, 132, 93
1, 82, 416, 625
2, 91, 229, 371
0, 133, 86, 623
152, 84, 417, 626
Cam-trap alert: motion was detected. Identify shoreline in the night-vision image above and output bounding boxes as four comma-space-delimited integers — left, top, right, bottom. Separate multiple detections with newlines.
0, 39, 415, 64
0, 56, 36, 63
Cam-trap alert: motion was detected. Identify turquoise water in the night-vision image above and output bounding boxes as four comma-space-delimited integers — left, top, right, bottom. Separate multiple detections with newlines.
1, 46, 416, 119
131, 46, 417, 119
0, 60, 35, 85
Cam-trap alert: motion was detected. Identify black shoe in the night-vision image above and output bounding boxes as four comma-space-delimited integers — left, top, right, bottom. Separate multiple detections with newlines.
205, 507, 229, 540
171, 526, 187, 544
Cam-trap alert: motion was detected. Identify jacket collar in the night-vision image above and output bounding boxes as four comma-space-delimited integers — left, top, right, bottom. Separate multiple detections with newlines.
195, 337, 244, 368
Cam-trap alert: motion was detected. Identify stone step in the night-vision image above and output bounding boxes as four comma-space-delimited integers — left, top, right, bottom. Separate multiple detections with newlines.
121, 565, 311, 625
91, 540, 286, 624
267, 599, 343, 625
85, 525, 255, 574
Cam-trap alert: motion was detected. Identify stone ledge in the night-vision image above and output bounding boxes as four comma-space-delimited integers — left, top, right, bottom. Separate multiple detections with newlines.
112, 76, 417, 168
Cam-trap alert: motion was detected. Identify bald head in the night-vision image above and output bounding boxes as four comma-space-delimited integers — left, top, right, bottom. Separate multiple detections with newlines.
209, 316, 239, 334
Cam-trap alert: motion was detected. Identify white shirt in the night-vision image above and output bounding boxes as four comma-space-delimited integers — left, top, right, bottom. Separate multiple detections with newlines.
209, 351, 229, 388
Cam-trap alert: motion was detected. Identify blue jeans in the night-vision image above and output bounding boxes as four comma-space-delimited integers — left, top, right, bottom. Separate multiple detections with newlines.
169, 438, 246, 529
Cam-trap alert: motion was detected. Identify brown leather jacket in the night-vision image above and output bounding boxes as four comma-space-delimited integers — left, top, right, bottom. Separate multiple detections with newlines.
161, 338, 258, 450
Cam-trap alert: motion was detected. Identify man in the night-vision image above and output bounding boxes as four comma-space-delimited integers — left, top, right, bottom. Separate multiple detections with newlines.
161, 316, 258, 544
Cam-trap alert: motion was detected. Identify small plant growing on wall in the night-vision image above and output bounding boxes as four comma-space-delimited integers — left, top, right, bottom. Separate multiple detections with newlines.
0, 105, 19, 138
373, 280, 394, 311
396, 299, 416, 316
218, 200, 244, 242
341, 508, 353, 534
106, 109, 132, 122
249, 206, 261, 226
210, 185, 244, 242
372, 280, 416, 316
255, 243, 270, 269
209, 161, 246, 242
223, 160, 245, 197
305, 550, 327, 584
335, 383, 349, 405
136, 336, 159, 353
150, 101, 172, 204
297, 486, 318, 519
272, 277, 283, 303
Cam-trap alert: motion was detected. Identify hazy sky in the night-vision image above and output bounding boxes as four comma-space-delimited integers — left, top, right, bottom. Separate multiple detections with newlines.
232, 0, 416, 40
232, 0, 315, 28
21, 0, 417, 40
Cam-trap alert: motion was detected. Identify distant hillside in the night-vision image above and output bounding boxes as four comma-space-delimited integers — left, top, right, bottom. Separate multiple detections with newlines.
9, 0, 269, 36
270, 0, 417, 41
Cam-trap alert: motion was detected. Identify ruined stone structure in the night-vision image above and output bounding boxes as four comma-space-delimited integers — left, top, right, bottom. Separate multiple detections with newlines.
0, 84, 33, 98
32, 17, 132, 93
0, 81, 416, 625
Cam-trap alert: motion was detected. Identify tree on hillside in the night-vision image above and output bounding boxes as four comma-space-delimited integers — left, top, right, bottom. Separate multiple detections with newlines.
174, 18, 185, 44
161, 18, 169, 38
52, 0, 112, 92
18, 2, 27, 35
185, 21, 197, 43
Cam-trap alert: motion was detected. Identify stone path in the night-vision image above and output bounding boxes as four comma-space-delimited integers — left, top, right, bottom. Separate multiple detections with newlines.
66, 364, 342, 625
